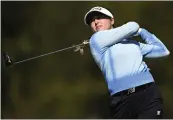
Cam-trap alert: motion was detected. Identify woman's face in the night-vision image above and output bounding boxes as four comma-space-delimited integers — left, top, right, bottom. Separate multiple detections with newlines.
90, 15, 114, 32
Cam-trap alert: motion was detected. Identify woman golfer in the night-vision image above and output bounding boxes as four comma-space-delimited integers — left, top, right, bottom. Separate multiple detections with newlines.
84, 6, 170, 119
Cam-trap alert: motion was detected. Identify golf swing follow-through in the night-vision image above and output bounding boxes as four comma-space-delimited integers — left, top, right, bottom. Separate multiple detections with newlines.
3, 6, 170, 119
84, 6, 170, 119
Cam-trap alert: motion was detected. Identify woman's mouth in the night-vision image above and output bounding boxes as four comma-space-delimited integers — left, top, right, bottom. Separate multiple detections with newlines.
96, 25, 102, 30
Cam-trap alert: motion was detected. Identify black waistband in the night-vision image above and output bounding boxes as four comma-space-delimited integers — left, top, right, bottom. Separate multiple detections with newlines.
112, 82, 154, 97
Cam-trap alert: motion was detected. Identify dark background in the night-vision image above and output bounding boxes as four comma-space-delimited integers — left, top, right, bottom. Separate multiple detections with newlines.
1, 1, 173, 119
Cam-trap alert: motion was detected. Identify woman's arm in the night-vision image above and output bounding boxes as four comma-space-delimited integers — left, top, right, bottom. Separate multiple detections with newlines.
138, 29, 170, 58
90, 22, 139, 49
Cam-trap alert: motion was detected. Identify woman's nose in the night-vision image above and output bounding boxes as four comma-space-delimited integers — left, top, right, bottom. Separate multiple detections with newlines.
94, 19, 99, 24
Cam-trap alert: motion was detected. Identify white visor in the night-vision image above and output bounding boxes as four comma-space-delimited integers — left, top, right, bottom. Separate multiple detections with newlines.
84, 6, 114, 26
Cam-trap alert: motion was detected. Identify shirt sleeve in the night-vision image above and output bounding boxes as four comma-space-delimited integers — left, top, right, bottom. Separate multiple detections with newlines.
90, 21, 140, 49
138, 29, 170, 58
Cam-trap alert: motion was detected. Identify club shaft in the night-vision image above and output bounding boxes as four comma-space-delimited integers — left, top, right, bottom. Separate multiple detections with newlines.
13, 43, 83, 65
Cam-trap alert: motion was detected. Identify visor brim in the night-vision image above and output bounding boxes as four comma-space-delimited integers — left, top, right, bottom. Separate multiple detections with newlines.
85, 11, 112, 26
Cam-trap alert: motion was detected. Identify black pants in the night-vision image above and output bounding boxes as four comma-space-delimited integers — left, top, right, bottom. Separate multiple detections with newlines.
110, 82, 163, 119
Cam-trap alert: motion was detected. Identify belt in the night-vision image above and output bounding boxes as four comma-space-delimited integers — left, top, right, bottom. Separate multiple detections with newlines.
112, 82, 154, 97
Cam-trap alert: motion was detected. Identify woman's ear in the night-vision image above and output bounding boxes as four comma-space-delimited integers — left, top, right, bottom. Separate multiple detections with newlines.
111, 18, 114, 26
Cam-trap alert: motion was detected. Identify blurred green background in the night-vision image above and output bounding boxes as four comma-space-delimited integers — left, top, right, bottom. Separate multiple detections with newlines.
1, 1, 173, 119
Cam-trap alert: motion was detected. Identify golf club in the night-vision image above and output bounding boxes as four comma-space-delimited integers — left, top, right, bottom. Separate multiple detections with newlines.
3, 40, 89, 67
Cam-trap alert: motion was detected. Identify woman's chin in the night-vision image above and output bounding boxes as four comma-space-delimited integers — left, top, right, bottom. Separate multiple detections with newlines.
96, 28, 105, 32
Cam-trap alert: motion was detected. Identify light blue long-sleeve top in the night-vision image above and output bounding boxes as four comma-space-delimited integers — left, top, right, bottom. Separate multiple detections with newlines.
89, 22, 170, 96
